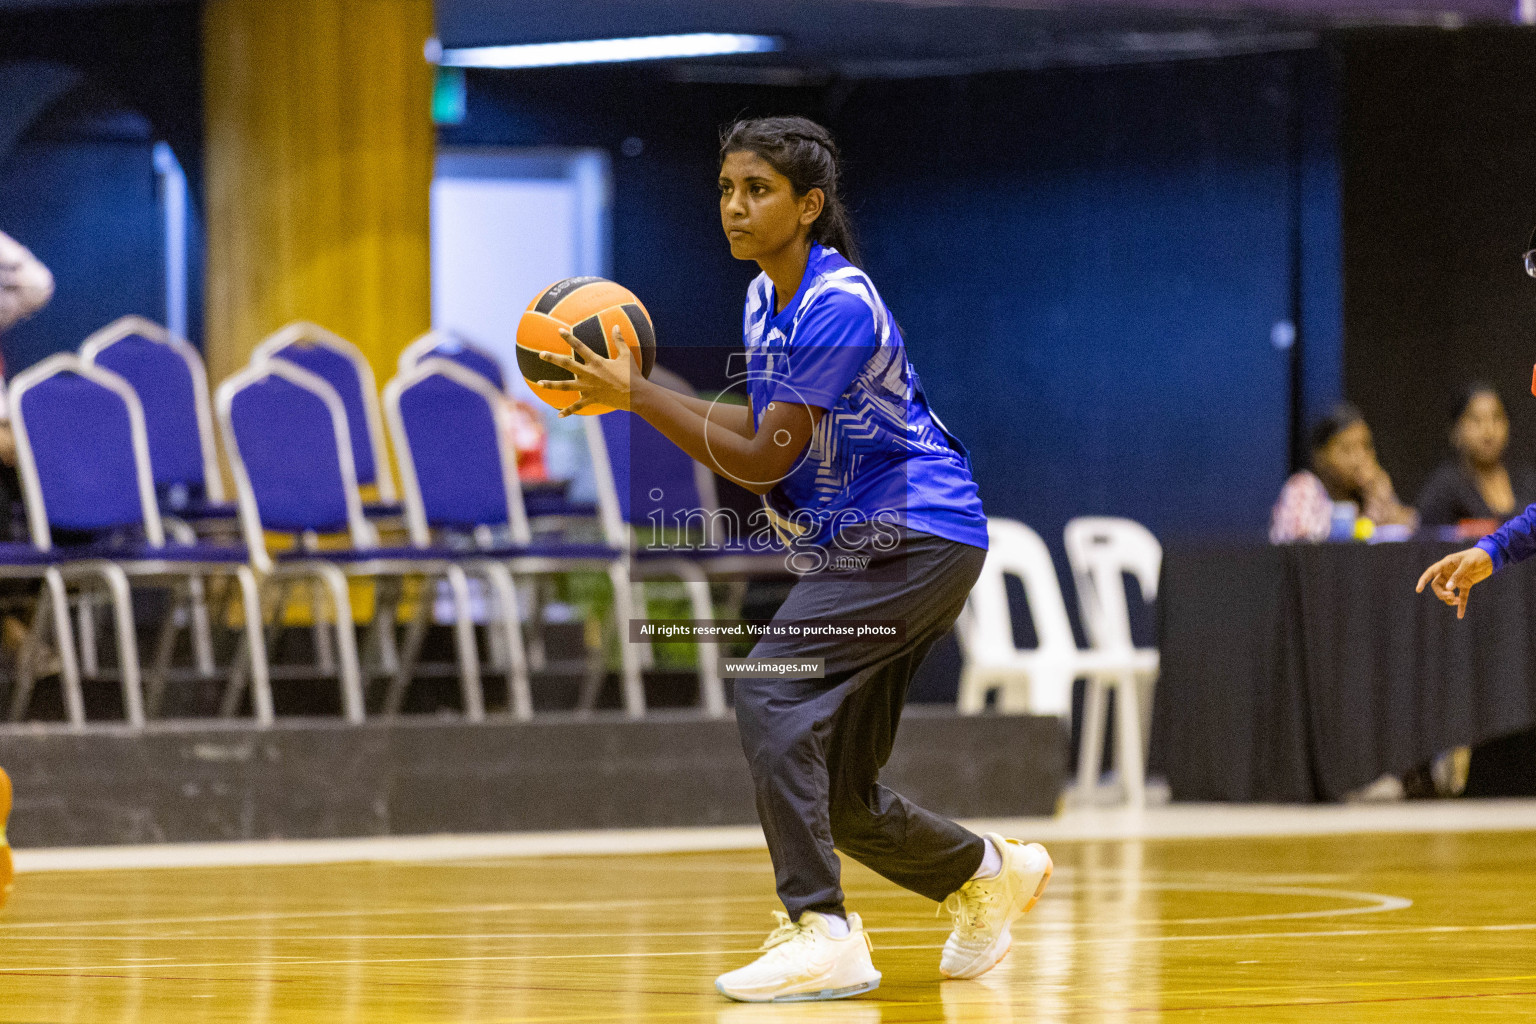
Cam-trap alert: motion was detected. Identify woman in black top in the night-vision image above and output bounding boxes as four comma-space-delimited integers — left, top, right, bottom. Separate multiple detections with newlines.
1417, 384, 1536, 527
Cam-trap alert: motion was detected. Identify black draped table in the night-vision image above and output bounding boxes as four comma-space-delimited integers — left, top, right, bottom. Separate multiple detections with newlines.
1151, 540, 1536, 802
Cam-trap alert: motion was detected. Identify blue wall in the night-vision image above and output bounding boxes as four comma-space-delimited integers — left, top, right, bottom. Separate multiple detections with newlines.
0, 128, 166, 373
838, 57, 1341, 546
0, 4, 204, 368
1340, 28, 1536, 503
448, 51, 1342, 547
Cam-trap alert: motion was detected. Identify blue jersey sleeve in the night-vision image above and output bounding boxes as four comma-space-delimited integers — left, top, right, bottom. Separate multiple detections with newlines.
772, 290, 880, 411
1476, 502, 1536, 570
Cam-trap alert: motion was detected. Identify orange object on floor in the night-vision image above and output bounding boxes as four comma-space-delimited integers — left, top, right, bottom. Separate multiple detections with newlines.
0, 766, 11, 909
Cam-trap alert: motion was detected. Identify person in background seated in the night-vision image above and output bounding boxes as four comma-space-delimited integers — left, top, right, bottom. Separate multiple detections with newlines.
1270, 403, 1418, 543
1416, 383, 1536, 529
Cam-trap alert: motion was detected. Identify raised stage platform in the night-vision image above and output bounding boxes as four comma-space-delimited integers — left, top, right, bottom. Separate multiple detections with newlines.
2, 708, 1066, 847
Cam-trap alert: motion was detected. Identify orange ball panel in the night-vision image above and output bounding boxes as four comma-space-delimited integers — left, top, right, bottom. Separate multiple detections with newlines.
544, 280, 637, 322
516, 306, 648, 417
515, 311, 580, 413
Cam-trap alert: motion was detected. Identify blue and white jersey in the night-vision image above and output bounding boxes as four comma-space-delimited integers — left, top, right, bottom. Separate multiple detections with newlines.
742, 244, 987, 550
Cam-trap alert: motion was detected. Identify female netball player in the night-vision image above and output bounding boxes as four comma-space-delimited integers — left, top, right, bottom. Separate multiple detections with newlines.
536, 116, 1051, 1002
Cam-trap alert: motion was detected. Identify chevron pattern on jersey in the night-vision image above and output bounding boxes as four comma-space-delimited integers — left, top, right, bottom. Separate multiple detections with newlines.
740, 246, 970, 536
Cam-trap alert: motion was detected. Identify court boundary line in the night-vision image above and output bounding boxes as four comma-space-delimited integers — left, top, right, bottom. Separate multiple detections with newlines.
15, 799, 1536, 873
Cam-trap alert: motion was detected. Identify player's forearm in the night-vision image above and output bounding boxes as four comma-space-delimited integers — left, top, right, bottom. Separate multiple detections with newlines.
630, 379, 778, 493
658, 388, 753, 438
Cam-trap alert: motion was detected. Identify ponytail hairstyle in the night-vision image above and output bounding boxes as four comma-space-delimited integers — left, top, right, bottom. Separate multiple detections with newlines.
720, 116, 861, 267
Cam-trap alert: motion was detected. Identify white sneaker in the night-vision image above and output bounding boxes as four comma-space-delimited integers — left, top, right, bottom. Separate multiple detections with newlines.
939, 834, 1052, 980
715, 910, 882, 1002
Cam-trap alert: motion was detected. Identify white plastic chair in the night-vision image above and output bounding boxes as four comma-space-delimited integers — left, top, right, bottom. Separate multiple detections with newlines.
955, 518, 1090, 718
1063, 516, 1161, 808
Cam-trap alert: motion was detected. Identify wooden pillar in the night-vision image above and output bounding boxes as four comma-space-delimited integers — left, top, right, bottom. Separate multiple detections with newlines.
202, 0, 434, 388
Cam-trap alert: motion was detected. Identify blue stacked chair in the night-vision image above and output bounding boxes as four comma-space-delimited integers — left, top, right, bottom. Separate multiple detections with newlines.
79, 316, 231, 517
80, 315, 231, 684
397, 328, 507, 392
384, 357, 640, 718
9, 354, 270, 728
251, 322, 400, 511
399, 328, 596, 523
219, 358, 515, 723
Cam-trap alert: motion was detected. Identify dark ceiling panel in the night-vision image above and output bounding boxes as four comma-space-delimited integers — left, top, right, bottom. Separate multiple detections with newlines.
0, 0, 185, 8
435, 0, 1519, 75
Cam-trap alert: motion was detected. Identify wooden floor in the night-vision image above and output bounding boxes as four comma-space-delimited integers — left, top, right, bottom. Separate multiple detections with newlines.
4, 829, 1536, 1021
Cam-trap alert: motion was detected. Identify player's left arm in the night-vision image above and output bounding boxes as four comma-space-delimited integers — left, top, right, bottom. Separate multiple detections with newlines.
538, 292, 877, 494
536, 325, 822, 493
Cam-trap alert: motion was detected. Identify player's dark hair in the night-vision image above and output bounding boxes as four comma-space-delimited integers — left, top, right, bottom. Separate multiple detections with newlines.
1309, 402, 1366, 454
720, 116, 861, 267
1450, 381, 1502, 425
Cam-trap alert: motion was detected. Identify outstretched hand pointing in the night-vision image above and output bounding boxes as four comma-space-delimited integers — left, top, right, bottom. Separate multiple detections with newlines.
1416, 547, 1494, 619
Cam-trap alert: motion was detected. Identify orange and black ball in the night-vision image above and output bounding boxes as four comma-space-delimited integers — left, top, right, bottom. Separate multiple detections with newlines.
517, 277, 656, 415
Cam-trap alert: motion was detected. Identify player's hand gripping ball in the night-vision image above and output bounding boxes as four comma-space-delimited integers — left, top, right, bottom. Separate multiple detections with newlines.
517, 277, 655, 415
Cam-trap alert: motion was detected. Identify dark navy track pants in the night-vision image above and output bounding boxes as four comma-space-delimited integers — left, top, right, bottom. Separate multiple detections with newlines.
734, 528, 989, 921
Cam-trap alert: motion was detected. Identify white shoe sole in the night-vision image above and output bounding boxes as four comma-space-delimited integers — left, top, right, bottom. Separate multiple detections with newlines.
716, 974, 881, 1003
940, 843, 1053, 980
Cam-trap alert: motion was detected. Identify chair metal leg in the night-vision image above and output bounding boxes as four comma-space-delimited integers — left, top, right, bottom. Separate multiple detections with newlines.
372, 578, 402, 677
485, 612, 509, 672
312, 566, 363, 723
1078, 676, 1109, 800
1138, 670, 1158, 769
607, 561, 645, 718
386, 594, 431, 717
88, 563, 145, 728
46, 568, 83, 728
443, 566, 485, 722
1114, 672, 1147, 809
483, 576, 509, 674
480, 564, 532, 721
237, 567, 273, 726
77, 596, 99, 678
222, 629, 249, 719
265, 579, 292, 665
524, 578, 546, 671
221, 574, 277, 721
144, 581, 185, 720
361, 577, 398, 676
310, 579, 337, 674
998, 670, 1043, 714
188, 575, 215, 678
8, 591, 44, 724
221, 575, 254, 719
955, 667, 988, 715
